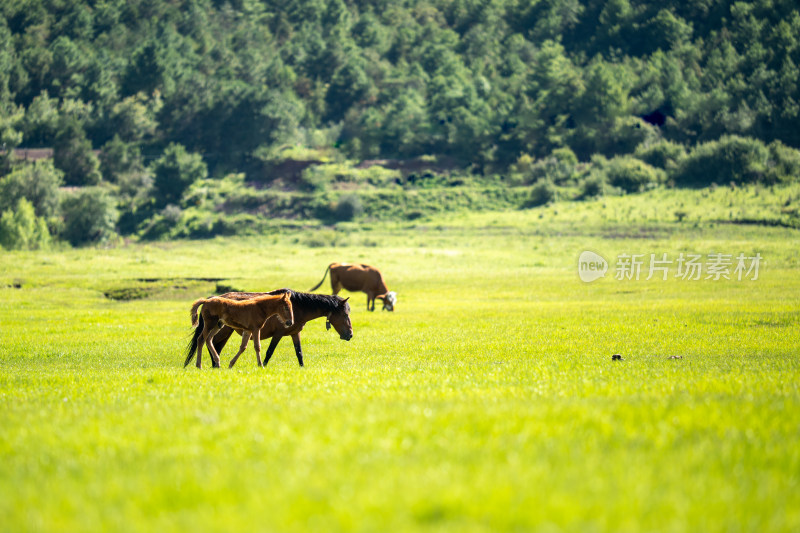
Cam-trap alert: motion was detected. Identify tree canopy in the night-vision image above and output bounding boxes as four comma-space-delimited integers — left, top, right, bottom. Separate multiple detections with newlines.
1, 0, 798, 171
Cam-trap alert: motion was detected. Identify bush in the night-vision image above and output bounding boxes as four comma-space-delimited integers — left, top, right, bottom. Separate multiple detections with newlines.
765, 141, 800, 184
675, 135, 769, 187
0, 198, 51, 250
60, 188, 119, 246
578, 173, 606, 199
514, 147, 580, 186
525, 180, 556, 207
634, 140, 687, 172
333, 194, 364, 221
298, 164, 331, 192
603, 156, 666, 193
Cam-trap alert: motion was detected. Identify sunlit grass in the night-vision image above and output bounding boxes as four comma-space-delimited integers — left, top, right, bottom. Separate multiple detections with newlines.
1, 207, 799, 532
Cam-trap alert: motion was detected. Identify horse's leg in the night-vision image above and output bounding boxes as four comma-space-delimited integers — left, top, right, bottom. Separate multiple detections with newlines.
228, 331, 251, 369
262, 335, 282, 367
367, 294, 374, 311
210, 326, 234, 368
291, 333, 304, 367
196, 331, 204, 369
204, 324, 223, 368
253, 329, 263, 368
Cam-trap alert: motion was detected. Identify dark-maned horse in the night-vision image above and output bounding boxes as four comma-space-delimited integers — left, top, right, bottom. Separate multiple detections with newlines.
184, 289, 352, 368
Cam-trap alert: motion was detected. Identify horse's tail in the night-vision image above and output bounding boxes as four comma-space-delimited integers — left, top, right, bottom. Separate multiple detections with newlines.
309, 264, 331, 292
190, 298, 207, 327
184, 313, 204, 367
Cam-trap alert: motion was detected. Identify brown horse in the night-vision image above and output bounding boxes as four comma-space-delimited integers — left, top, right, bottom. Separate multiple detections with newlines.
184, 289, 352, 368
310, 262, 397, 311
189, 292, 293, 369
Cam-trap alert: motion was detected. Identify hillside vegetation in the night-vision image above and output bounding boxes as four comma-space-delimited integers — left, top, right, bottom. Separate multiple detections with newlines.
1, 0, 800, 246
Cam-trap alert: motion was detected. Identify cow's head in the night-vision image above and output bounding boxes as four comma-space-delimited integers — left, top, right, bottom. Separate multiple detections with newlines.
378, 291, 397, 311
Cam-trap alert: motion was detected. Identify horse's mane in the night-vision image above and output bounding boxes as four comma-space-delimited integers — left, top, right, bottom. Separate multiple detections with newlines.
268, 288, 344, 313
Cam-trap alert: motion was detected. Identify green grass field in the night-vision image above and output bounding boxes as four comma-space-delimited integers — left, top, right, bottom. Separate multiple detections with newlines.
2, 188, 799, 532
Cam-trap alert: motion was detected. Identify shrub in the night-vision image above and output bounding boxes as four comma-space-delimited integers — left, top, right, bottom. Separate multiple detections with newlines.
634, 140, 687, 172
510, 154, 535, 177
525, 180, 556, 207
578, 173, 606, 199
298, 164, 331, 192
515, 147, 580, 187
604, 156, 666, 193
675, 135, 769, 187
766, 140, 800, 184
333, 194, 364, 221
60, 187, 119, 246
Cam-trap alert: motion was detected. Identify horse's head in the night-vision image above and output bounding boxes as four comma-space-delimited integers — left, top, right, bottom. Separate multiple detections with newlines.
326, 296, 353, 341
279, 292, 294, 327
378, 291, 397, 311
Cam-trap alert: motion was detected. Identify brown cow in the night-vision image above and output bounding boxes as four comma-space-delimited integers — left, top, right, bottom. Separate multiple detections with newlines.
310, 262, 397, 311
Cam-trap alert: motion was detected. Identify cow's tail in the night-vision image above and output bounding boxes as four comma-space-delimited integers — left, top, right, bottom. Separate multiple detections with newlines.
309, 264, 331, 292
184, 313, 204, 367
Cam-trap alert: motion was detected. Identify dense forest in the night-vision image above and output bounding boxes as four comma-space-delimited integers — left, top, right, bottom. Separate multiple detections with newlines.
2, 0, 800, 247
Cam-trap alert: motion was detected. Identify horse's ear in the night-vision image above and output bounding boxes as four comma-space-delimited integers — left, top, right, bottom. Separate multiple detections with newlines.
343, 297, 349, 303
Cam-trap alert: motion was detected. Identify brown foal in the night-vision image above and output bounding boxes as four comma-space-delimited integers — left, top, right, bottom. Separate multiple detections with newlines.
189, 292, 294, 369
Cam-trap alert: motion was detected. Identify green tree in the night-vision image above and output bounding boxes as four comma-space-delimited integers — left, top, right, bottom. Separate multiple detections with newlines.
53, 117, 102, 185
107, 92, 162, 143
325, 58, 371, 122
20, 91, 60, 146
99, 135, 145, 183
0, 160, 63, 220
0, 198, 51, 250
60, 187, 119, 246
151, 143, 208, 207
121, 42, 164, 98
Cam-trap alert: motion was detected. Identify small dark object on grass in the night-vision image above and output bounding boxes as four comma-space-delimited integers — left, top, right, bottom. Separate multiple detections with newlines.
612, 354, 623, 361
668, 355, 683, 359
215, 283, 239, 294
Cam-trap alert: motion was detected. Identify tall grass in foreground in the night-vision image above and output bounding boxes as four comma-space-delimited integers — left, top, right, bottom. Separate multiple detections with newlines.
1, 210, 799, 532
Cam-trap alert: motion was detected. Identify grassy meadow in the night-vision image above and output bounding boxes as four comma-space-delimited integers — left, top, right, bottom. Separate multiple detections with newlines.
1, 186, 800, 532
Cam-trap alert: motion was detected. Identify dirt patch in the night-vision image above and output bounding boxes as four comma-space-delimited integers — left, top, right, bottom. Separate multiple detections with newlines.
102, 277, 236, 301
104, 287, 158, 301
